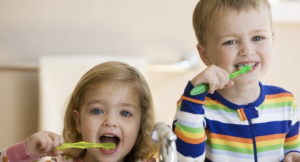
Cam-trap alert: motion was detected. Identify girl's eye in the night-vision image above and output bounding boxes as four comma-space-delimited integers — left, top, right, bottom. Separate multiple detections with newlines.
120, 111, 131, 117
223, 40, 237, 45
252, 36, 263, 41
92, 109, 103, 114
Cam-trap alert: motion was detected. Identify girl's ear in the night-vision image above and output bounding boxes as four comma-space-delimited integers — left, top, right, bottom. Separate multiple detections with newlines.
72, 110, 82, 133
197, 44, 211, 66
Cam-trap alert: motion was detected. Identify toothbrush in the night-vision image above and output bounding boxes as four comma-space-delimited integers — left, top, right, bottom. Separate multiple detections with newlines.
190, 65, 252, 96
54, 141, 116, 150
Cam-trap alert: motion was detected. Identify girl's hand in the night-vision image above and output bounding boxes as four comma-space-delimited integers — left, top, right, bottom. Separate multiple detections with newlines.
141, 157, 156, 162
25, 131, 64, 157
191, 65, 234, 94
284, 152, 300, 162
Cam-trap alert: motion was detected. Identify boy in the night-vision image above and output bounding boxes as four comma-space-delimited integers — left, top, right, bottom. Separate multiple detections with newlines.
172, 0, 300, 161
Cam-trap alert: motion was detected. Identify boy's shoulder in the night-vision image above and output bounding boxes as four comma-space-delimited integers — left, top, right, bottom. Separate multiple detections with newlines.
261, 82, 293, 96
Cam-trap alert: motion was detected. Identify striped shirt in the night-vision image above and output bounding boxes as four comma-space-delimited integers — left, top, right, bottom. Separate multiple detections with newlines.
173, 81, 300, 162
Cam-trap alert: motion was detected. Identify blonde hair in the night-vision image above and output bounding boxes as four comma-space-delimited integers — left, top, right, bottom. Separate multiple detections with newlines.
193, 0, 272, 46
62, 61, 157, 161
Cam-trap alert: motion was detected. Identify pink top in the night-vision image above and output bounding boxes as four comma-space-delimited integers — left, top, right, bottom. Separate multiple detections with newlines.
0, 141, 83, 162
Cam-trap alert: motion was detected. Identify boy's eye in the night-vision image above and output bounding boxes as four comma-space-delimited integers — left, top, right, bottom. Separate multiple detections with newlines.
92, 109, 103, 114
223, 40, 237, 45
252, 36, 263, 41
120, 111, 132, 117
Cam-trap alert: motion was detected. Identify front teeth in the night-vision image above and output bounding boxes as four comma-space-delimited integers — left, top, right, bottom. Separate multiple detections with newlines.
236, 63, 256, 69
103, 135, 115, 137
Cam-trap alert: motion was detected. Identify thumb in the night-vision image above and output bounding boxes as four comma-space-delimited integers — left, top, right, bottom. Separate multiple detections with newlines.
224, 80, 234, 88
48, 150, 62, 157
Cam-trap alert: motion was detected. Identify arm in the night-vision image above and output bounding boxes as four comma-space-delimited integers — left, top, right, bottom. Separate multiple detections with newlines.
284, 102, 300, 162
0, 131, 63, 162
0, 141, 37, 162
172, 81, 207, 162
172, 65, 232, 162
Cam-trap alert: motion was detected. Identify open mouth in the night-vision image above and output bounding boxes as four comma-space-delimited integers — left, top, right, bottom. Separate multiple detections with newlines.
99, 134, 120, 150
235, 63, 257, 70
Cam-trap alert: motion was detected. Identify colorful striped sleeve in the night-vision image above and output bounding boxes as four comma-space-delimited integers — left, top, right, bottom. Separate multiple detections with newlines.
284, 101, 300, 155
173, 81, 206, 162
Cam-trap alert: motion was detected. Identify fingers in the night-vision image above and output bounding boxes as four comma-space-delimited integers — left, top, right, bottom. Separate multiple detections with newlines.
25, 131, 63, 157
193, 65, 230, 94
46, 132, 64, 156
141, 157, 156, 162
39, 132, 63, 151
224, 80, 234, 88
147, 158, 156, 162
209, 67, 230, 93
48, 131, 64, 148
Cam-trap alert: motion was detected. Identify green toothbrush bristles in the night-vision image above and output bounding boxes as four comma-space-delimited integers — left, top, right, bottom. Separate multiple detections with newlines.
54, 142, 116, 150
229, 65, 252, 79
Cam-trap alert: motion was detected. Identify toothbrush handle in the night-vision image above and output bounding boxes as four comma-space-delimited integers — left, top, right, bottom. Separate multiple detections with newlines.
190, 83, 209, 96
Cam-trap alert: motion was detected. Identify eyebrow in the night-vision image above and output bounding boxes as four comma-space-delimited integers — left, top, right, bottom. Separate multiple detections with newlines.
119, 103, 138, 110
221, 29, 269, 37
86, 99, 138, 110
251, 29, 269, 33
86, 99, 103, 106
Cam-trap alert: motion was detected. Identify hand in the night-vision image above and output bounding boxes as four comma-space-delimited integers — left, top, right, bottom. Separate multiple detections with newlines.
141, 157, 156, 162
25, 131, 64, 158
284, 152, 300, 162
191, 65, 234, 94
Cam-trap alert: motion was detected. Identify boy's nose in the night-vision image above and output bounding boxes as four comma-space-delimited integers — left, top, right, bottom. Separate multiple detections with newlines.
238, 42, 254, 56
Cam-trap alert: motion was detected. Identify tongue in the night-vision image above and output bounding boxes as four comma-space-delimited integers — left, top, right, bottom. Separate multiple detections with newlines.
100, 136, 118, 144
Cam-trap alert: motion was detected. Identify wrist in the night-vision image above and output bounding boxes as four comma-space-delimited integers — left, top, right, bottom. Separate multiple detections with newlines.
6, 140, 38, 161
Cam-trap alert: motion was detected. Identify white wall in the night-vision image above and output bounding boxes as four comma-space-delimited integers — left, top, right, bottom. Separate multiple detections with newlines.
0, 0, 198, 62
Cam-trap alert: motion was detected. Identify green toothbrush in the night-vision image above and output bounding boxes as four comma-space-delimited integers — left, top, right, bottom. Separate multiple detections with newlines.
54, 141, 116, 150
190, 65, 252, 96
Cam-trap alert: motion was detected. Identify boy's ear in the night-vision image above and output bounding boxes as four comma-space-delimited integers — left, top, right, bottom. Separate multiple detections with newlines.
197, 44, 211, 66
72, 110, 82, 133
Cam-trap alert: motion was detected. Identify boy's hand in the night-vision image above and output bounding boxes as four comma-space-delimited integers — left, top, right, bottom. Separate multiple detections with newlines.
284, 152, 300, 162
191, 65, 234, 94
25, 131, 64, 158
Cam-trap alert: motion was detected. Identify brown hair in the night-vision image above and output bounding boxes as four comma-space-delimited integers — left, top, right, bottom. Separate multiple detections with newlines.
193, 0, 272, 46
62, 61, 157, 161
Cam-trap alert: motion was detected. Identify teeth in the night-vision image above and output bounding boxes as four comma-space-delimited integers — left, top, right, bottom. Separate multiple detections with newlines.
236, 63, 256, 69
103, 135, 115, 137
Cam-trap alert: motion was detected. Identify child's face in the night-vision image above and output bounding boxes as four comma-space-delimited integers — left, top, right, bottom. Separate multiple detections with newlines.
198, 8, 274, 85
73, 82, 141, 162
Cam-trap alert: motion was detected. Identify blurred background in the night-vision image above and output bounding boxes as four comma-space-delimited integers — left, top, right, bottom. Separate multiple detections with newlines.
1, 0, 300, 149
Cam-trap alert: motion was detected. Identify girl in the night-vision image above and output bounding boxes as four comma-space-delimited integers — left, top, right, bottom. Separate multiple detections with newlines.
1, 61, 158, 162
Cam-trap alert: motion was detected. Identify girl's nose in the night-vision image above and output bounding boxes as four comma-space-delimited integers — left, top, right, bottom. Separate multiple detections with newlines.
102, 115, 118, 127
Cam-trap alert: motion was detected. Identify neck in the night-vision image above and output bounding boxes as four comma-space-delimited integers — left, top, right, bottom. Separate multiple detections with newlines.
216, 82, 261, 105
